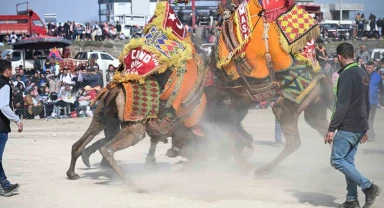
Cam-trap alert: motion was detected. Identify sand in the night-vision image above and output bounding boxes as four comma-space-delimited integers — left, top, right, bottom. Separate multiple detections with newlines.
0, 109, 383, 208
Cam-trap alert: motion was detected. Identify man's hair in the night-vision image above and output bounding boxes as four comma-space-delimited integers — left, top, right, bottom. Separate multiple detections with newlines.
337, 43, 354, 59
0, 60, 12, 74
366, 61, 375, 66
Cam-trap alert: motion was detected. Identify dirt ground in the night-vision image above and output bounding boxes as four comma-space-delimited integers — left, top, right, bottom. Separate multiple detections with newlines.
1, 109, 383, 208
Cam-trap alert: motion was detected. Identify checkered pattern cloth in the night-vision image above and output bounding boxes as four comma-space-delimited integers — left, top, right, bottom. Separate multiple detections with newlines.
277, 5, 317, 45
145, 27, 185, 58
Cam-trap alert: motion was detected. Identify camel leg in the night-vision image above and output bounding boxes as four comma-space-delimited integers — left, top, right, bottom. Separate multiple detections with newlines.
255, 85, 322, 176
304, 101, 329, 137
255, 110, 301, 176
145, 136, 160, 167
67, 117, 104, 180
82, 120, 120, 168
99, 122, 146, 183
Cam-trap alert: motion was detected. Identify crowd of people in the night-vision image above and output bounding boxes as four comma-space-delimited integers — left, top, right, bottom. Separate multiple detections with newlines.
8, 58, 116, 120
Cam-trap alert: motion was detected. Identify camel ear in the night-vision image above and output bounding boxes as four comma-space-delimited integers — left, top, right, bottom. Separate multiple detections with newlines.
117, 64, 124, 72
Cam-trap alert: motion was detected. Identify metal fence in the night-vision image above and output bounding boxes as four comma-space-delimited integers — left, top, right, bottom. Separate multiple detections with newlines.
11, 67, 112, 119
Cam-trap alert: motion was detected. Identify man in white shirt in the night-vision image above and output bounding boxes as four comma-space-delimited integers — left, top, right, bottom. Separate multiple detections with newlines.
0, 60, 23, 197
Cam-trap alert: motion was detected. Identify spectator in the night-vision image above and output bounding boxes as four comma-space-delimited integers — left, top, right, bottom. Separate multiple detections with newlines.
377, 18, 382, 36
357, 57, 366, 69
106, 64, 115, 83
11, 86, 24, 119
60, 68, 74, 86
24, 85, 43, 119
315, 39, 328, 68
358, 45, 370, 64
18, 68, 28, 84
116, 21, 122, 35
83, 69, 102, 91
369, 13, 376, 31
46, 72, 61, 94
13, 75, 25, 90
63, 47, 71, 59
39, 73, 48, 88
33, 54, 42, 73
365, 62, 384, 141
30, 71, 41, 86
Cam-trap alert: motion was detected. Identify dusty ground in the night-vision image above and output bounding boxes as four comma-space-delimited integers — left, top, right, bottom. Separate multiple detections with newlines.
0, 109, 383, 208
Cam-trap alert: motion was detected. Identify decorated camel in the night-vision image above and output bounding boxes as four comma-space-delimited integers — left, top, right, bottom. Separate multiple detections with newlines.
207, 0, 333, 175
68, 0, 334, 182
66, 1, 253, 182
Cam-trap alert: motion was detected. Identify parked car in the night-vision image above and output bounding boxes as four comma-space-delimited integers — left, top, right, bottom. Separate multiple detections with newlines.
371, 48, 384, 61
74, 51, 120, 71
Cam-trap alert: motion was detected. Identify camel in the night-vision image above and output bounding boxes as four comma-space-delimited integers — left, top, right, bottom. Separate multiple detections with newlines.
206, 0, 333, 175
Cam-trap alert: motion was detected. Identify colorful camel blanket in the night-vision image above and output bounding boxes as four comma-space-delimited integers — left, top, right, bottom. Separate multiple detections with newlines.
277, 5, 320, 54
121, 78, 160, 122
277, 63, 324, 104
216, 0, 320, 81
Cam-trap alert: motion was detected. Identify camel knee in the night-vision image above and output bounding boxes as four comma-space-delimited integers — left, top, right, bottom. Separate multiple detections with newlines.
286, 140, 301, 151
100, 146, 114, 159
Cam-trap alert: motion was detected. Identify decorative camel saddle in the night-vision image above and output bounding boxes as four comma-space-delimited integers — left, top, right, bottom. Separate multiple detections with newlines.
216, 0, 322, 104
93, 1, 208, 131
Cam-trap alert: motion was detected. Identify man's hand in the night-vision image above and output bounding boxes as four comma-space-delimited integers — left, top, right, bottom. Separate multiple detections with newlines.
324, 131, 334, 144
17, 122, 23, 133
360, 134, 368, 144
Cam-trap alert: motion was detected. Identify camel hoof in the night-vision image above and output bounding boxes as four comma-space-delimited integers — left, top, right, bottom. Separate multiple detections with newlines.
67, 172, 80, 180
166, 147, 180, 158
100, 159, 112, 169
81, 151, 91, 168
254, 167, 272, 177
144, 157, 157, 169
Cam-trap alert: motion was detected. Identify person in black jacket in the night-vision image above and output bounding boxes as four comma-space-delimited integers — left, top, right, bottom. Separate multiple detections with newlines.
324, 43, 381, 208
0, 60, 23, 197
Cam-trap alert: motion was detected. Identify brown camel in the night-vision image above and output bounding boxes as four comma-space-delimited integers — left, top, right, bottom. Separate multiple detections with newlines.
66, 84, 214, 183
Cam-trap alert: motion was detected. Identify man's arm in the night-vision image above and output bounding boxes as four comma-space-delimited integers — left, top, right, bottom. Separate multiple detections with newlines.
328, 73, 353, 132
0, 85, 21, 124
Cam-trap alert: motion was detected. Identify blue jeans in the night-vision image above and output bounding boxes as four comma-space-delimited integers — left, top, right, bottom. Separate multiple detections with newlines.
0, 133, 11, 190
330, 130, 372, 201
275, 120, 283, 142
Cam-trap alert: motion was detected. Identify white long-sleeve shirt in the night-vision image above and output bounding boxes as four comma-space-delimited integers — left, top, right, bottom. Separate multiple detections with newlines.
0, 85, 21, 124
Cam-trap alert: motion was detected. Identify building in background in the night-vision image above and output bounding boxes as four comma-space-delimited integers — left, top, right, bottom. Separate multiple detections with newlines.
44, 13, 57, 25
98, 0, 157, 23
297, 0, 363, 21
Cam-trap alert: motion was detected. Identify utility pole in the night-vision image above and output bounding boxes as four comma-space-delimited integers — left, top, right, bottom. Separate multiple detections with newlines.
340, 0, 342, 22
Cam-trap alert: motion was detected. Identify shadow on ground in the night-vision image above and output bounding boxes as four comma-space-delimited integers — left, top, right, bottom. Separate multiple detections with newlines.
79, 161, 173, 184
362, 149, 384, 156
286, 189, 339, 207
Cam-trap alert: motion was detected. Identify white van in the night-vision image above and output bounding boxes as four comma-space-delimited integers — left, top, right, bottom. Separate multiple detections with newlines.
1, 49, 46, 73
371, 48, 384, 61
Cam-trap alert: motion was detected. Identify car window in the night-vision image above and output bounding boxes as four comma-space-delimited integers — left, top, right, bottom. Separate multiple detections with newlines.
74, 52, 86, 59
90, 53, 99, 59
32, 20, 44, 28
373, 52, 381, 60
101, 53, 113, 60
11, 51, 21, 61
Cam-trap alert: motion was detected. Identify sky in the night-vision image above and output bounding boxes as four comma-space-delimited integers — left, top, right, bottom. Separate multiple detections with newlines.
0, 0, 382, 23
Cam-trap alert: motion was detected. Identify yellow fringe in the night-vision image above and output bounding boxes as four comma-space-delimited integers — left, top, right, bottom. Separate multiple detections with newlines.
279, 25, 320, 54
113, 1, 194, 83
217, 3, 253, 69
294, 53, 321, 73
